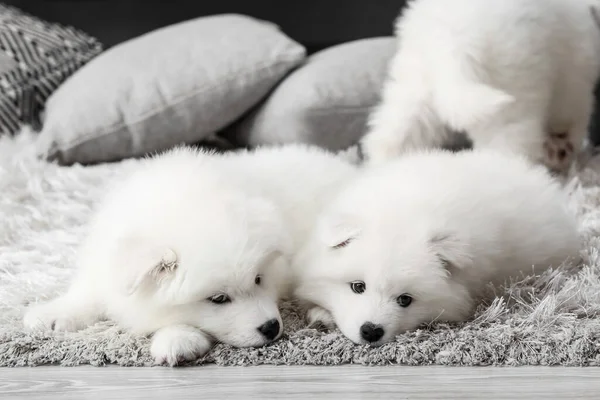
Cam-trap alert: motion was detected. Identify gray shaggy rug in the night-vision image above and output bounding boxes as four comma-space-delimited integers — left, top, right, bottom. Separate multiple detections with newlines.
2, 132, 600, 367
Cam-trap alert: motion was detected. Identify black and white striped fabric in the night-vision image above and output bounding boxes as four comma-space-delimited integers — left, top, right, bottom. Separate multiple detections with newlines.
0, 4, 102, 135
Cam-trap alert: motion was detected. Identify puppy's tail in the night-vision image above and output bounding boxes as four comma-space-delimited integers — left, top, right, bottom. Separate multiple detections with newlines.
433, 60, 514, 131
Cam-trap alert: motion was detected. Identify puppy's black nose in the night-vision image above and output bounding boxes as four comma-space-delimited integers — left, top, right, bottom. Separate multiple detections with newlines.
257, 318, 280, 341
360, 322, 384, 343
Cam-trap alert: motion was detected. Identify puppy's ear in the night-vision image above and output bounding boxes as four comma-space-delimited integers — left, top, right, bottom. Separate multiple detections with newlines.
317, 212, 362, 250
429, 232, 472, 273
116, 236, 179, 295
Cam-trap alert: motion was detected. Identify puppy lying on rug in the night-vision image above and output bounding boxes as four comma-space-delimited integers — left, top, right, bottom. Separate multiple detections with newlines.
293, 149, 580, 345
23, 145, 356, 366
360, 0, 600, 175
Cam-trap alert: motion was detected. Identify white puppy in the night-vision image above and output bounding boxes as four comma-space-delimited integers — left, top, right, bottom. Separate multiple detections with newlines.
23, 145, 356, 365
361, 0, 600, 174
293, 149, 580, 345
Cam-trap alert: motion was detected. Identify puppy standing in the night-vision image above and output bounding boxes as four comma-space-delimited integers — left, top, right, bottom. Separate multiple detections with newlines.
361, 0, 600, 174
293, 149, 580, 345
23, 145, 356, 365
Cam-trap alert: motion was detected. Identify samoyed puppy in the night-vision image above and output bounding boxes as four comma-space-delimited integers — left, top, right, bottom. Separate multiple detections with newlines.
293, 149, 580, 345
361, 0, 600, 175
23, 145, 356, 365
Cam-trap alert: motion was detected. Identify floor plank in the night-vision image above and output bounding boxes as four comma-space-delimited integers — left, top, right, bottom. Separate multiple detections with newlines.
1, 365, 599, 399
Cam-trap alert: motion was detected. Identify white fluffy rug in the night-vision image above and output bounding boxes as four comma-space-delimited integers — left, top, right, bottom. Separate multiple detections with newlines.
2, 132, 600, 367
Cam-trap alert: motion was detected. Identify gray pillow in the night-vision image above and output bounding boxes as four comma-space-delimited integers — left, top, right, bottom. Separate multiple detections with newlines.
36, 14, 306, 165
225, 37, 396, 151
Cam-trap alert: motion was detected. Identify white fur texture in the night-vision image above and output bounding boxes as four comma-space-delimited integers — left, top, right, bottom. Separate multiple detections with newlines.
361, 0, 600, 174
22, 144, 356, 366
294, 149, 580, 345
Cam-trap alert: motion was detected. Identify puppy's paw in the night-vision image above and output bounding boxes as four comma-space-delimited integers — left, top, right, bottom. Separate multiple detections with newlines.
306, 306, 336, 332
151, 325, 212, 367
23, 303, 87, 333
543, 132, 576, 175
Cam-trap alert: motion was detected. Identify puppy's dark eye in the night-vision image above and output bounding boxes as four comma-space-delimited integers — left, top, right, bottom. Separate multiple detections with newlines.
350, 281, 366, 294
208, 294, 231, 304
397, 294, 413, 308
255, 275, 261, 285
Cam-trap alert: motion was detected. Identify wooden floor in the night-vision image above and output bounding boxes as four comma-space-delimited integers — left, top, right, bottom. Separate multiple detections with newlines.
1, 365, 599, 399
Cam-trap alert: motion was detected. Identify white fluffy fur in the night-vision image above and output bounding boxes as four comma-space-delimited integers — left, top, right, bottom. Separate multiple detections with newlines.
23, 144, 356, 366
361, 0, 600, 173
293, 149, 580, 345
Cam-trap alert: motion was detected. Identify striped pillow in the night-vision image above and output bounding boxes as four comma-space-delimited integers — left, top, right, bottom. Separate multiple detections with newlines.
0, 4, 102, 135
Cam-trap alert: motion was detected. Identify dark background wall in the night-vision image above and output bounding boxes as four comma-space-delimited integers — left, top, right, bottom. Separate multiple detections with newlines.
5, 0, 403, 53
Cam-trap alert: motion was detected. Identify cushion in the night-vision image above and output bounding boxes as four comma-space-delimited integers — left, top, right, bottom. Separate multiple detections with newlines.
36, 14, 306, 165
224, 37, 397, 151
0, 4, 102, 136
